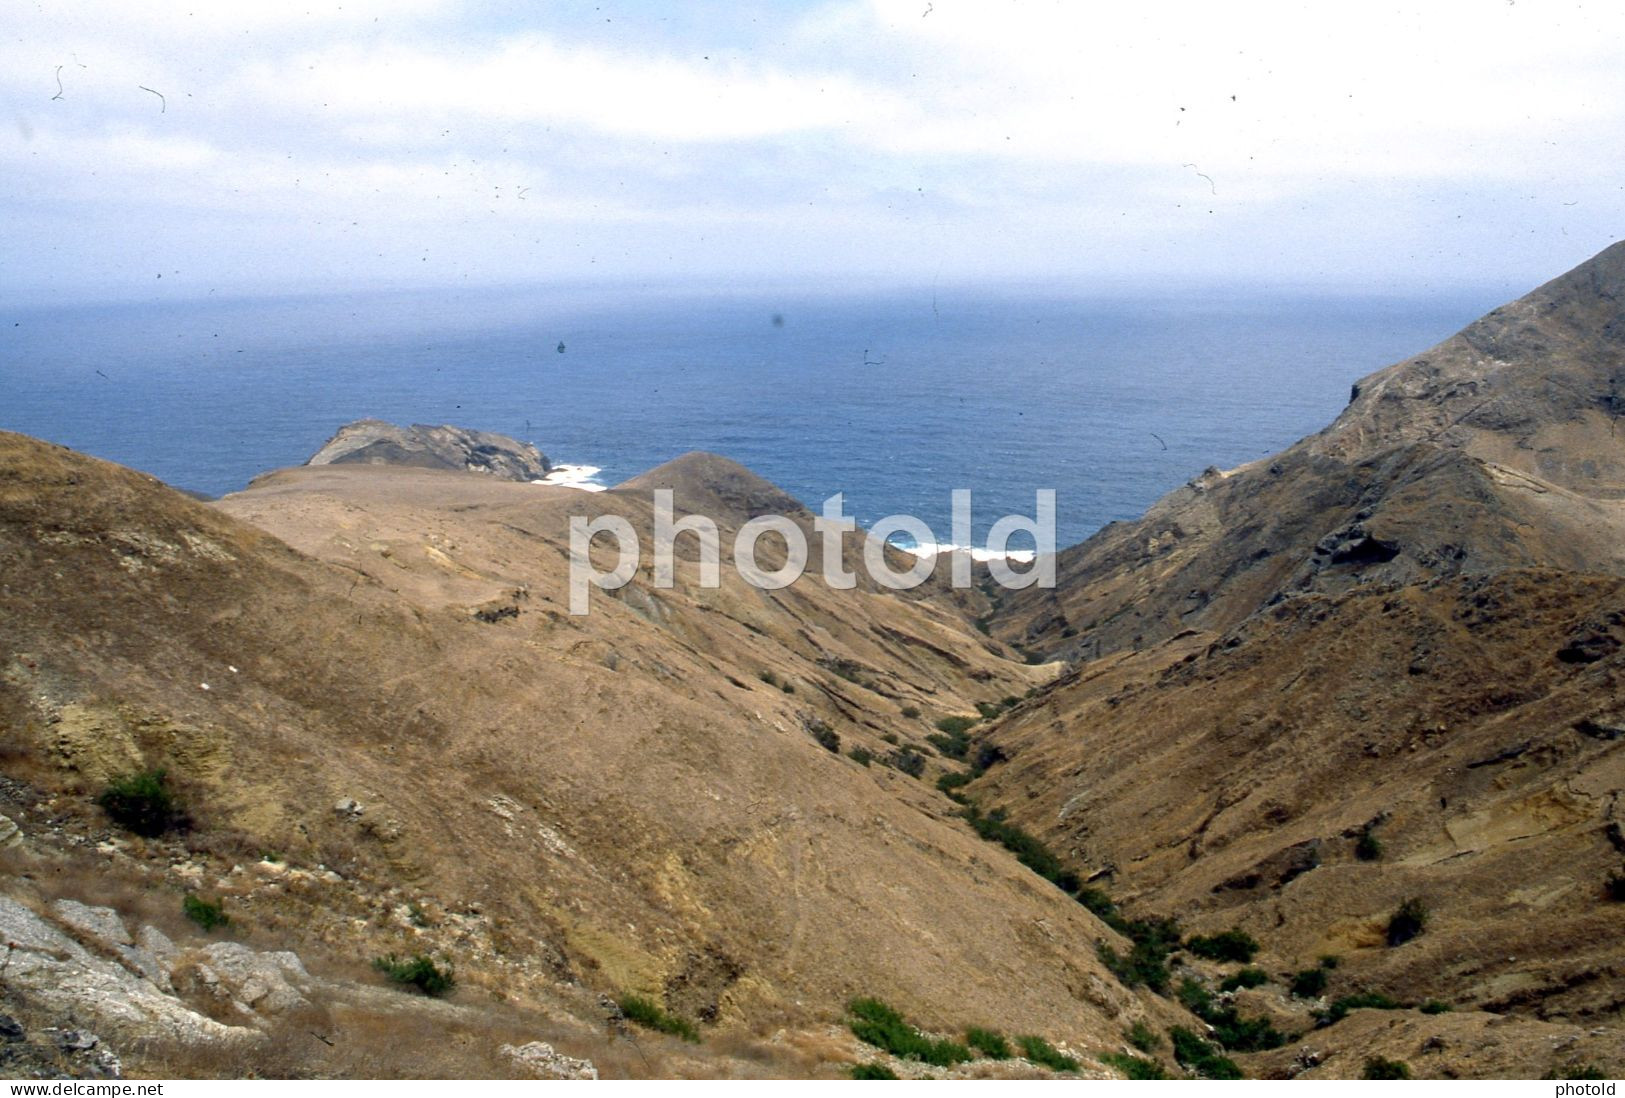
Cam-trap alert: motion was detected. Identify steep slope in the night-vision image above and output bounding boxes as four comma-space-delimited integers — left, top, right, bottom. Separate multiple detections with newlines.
994, 241, 1625, 659
957, 244, 1625, 1078
0, 432, 1163, 1077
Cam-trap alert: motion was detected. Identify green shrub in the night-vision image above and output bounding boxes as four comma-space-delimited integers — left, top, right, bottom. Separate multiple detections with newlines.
1316, 991, 1401, 1026
850, 1062, 899, 1079
809, 721, 841, 753
847, 998, 971, 1066
1176, 978, 1285, 1052
1290, 967, 1328, 998
182, 893, 228, 931
1000, 696, 1020, 709
1016, 1035, 1077, 1072
901, 706, 921, 719
758, 670, 779, 686
1169, 1027, 1243, 1079
1219, 967, 1269, 992
1363, 1057, 1411, 1080
1076, 887, 1119, 922
97, 769, 189, 837
1318, 954, 1341, 970
934, 715, 978, 736
961, 804, 1080, 892
372, 954, 455, 997
1097, 916, 1181, 994
849, 747, 874, 767
1386, 897, 1429, 946
1126, 1020, 1160, 1052
1355, 827, 1383, 861
1100, 1051, 1168, 1079
1548, 1065, 1609, 1081
936, 770, 975, 796
619, 993, 700, 1042
1419, 999, 1453, 1015
926, 729, 971, 760
887, 748, 926, 778
965, 1026, 1012, 1060
781, 681, 796, 694
1186, 928, 1259, 963
975, 700, 1004, 720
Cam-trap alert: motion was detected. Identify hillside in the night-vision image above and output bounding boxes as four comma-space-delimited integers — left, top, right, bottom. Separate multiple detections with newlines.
960, 243, 1625, 1078
0, 432, 1172, 1079
992, 241, 1625, 660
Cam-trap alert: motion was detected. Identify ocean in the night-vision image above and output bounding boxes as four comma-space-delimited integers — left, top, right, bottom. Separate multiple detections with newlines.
1, 284, 1492, 551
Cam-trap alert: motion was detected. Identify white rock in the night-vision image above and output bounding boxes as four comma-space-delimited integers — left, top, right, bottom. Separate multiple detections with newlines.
0, 896, 241, 1042
499, 1041, 599, 1080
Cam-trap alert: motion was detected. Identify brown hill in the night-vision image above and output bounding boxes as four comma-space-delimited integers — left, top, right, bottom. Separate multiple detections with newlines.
0, 431, 1168, 1079
957, 244, 1625, 1078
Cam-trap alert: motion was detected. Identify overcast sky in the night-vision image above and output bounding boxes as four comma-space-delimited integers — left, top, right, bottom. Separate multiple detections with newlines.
4, 0, 1622, 305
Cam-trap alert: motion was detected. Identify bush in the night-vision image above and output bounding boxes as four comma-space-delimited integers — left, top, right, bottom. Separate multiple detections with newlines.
1316, 991, 1401, 1026
758, 670, 779, 686
1176, 978, 1285, 1052
847, 998, 971, 1066
808, 720, 840, 753
1318, 954, 1341, 970
961, 804, 1080, 892
1186, 928, 1259, 963
1606, 871, 1625, 902
1097, 916, 1181, 994
97, 769, 189, 837
182, 893, 228, 931
1076, 887, 1119, 922
1290, 967, 1328, 998
1363, 1057, 1412, 1080
1419, 999, 1453, 1015
1126, 1021, 1161, 1052
1355, 827, 1384, 861
781, 681, 796, 694
619, 993, 700, 1042
964, 1026, 1012, 1060
1386, 898, 1429, 946
974, 701, 1004, 720
934, 715, 978, 736
850, 1062, 899, 1079
849, 747, 874, 767
1169, 1027, 1242, 1079
373, 954, 455, 997
926, 728, 971, 760
1220, 967, 1270, 992
1100, 1051, 1168, 1079
901, 706, 921, 719
1016, 1035, 1077, 1072
936, 770, 975, 796
887, 748, 926, 778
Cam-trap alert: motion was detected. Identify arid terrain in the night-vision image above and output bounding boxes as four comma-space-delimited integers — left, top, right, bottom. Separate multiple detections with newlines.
2, 243, 1623, 1080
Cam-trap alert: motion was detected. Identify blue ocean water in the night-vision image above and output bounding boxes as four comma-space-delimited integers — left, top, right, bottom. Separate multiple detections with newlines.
0, 285, 1490, 549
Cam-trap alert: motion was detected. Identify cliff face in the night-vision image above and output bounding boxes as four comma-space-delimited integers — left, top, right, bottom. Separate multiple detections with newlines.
992, 241, 1625, 660
305, 419, 552, 481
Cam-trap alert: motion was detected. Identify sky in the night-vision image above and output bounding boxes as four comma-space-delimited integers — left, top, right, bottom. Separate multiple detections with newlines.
3, 0, 1623, 305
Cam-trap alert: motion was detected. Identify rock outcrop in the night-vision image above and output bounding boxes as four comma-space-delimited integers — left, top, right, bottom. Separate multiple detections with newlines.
305, 420, 550, 481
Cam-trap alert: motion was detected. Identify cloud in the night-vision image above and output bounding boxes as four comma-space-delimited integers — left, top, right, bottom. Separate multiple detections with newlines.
2, 0, 1622, 301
